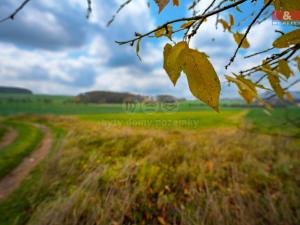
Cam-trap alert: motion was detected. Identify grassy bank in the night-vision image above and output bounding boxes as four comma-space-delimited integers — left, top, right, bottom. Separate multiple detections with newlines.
0, 121, 43, 179
0, 122, 65, 225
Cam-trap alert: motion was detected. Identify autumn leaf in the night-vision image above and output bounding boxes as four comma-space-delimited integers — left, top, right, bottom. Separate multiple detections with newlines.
286, 92, 294, 102
155, 28, 165, 37
226, 75, 258, 103
165, 25, 173, 40
172, 0, 180, 6
155, 25, 173, 40
272, 0, 300, 10
180, 20, 195, 29
180, 48, 221, 111
154, 0, 170, 12
294, 56, 300, 71
233, 32, 250, 49
261, 65, 285, 100
272, 28, 300, 48
136, 38, 142, 61
229, 14, 235, 26
163, 41, 188, 86
218, 19, 231, 31
158, 217, 168, 225
277, 59, 293, 78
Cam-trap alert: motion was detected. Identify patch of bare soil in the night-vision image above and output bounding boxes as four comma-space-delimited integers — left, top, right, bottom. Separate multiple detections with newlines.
0, 124, 53, 201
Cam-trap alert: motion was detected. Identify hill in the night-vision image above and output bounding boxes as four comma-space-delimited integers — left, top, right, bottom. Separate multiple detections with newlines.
0, 86, 32, 94
77, 91, 147, 104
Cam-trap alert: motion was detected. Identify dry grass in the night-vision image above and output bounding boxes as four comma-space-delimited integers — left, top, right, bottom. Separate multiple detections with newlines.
14, 116, 299, 225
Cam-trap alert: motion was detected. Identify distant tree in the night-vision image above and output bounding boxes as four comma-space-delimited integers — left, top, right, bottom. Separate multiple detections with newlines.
1, 0, 299, 111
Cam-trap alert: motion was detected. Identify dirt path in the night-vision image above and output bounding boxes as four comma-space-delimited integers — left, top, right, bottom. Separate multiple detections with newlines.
0, 124, 53, 201
0, 127, 18, 150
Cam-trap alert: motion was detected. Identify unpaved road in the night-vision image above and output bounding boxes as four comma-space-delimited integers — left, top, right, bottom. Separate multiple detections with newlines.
0, 127, 18, 150
0, 124, 53, 201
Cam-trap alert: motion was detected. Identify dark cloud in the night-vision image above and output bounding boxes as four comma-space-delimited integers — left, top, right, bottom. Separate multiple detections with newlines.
0, 0, 97, 50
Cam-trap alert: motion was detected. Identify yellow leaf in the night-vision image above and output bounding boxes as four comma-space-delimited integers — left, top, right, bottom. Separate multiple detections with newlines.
226, 75, 258, 103
180, 48, 221, 111
229, 14, 235, 26
293, 56, 300, 71
233, 32, 250, 49
218, 19, 230, 31
155, 28, 165, 37
163, 41, 188, 86
154, 0, 170, 12
136, 38, 142, 61
180, 20, 195, 29
277, 59, 293, 78
262, 65, 285, 100
165, 25, 173, 40
273, 0, 300, 10
286, 92, 294, 102
206, 161, 214, 171
172, 0, 179, 6
158, 217, 168, 225
272, 28, 300, 48
155, 25, 173, 40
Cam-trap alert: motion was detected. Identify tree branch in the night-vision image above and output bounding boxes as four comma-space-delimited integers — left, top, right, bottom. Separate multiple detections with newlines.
0, 0, 31, 23
115, 0, 248, 45
107, 0, 134, 27
225, 0, 273, 69
244, 47, 274, 59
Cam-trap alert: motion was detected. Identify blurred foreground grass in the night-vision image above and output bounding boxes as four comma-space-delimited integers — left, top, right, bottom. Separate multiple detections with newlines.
0, 109, 299, 225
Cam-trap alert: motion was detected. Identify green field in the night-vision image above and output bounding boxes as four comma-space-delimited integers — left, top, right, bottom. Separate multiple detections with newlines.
0, 93, 247, 116
0, 94, 300, 225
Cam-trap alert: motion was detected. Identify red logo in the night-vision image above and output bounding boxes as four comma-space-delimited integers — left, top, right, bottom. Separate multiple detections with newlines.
272, 10, 300, 21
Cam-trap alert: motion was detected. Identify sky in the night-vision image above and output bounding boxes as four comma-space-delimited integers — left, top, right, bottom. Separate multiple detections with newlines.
0, 0, 298, 99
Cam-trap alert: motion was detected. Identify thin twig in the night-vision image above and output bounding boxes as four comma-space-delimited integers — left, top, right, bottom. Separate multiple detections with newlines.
187, 0, 217, 41
107, 0, 133, 27
116, 0, 248, 45
225, 0, 273, 69
0, 0, 31, 23
264, 79, 300, 100
244, 47, 274, 59
86, 0, 92, 19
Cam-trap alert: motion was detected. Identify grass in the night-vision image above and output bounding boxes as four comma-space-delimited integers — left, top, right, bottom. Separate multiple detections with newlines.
0, 126, 7, 142
246, 107, 300, 137
78, 109, 245, 130
0, 115, 299, 225
0, 121, 43, 179
0, 121, 65, 225
0, 93, 246, 116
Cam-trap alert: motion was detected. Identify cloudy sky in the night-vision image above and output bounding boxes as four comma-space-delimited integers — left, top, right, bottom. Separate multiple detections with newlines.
0, 0, 298, 98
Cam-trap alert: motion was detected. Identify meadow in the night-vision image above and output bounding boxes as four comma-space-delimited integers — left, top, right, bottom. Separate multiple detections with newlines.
0, 93, 299, 225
